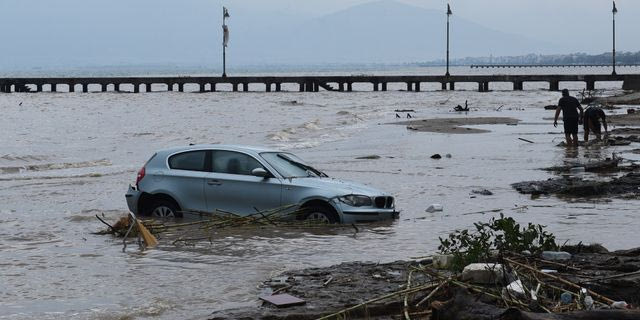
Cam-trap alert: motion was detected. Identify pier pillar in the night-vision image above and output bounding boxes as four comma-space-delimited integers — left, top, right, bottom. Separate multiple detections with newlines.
415, 82, 421, 92
114, 84, 120, 92
441, 82, 447, 90
299, 83, 305, 92
347, 83, 353, 92
52, 84, 57, 92
449, 82, 455, 91
199, 83, 205, 92
586, 81, 595, 91
275, 83, 281, 92
406, 82, 412, 91
211, 83, 216, 92
338, 83, 344, 92
513, 81, 523, 91
69, 84, 75, 93
36, 84, 43, 92
146, 83, 152, 93
167, 83, 173, 91
478, 82, 484, 92
373, 83, 379, 91
382, 83, 387, 91
243, 83, 249, 92
83, 84, 88, 93
178, 83, 185, 92
101, 84, 107, 92
549, 81, 559, 91
266, 83, 272, 92
134, 84, 140, 93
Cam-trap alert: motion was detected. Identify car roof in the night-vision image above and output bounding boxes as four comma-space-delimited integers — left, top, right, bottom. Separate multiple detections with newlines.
156, 144, 280, 156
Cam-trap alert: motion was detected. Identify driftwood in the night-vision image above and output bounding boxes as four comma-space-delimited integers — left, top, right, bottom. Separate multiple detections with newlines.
432, 289, 640, 320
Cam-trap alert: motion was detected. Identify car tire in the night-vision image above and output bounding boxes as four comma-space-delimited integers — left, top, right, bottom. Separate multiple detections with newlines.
303, 205, 339, 224
147, 199, 181, 218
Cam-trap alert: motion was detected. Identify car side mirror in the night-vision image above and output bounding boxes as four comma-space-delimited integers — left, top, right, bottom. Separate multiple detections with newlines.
251, 168, 269, 178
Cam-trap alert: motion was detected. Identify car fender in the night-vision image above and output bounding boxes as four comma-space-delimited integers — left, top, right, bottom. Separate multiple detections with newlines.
298, 195, 343, 217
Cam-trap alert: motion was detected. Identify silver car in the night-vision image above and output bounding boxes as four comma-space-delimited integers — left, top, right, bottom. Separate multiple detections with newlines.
125, 145, 398, 223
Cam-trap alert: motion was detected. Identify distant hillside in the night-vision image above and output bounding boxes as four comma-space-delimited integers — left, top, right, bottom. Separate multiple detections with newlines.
418, 51, 640, 66
241, 0, 557, 64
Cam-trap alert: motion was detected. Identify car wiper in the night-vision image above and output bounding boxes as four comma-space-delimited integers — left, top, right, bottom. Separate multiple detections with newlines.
277, 154, 328, 178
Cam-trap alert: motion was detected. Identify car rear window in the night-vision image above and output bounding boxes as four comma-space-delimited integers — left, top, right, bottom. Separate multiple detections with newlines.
212, 151, 264, 176
168, 151, 207, 171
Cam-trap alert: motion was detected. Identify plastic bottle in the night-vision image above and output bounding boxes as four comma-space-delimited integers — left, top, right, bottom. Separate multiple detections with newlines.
560, 292, 572, 304
584, 295, 594, 310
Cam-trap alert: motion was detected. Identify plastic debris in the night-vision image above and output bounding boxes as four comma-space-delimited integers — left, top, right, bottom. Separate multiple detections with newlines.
426, 204, 444, 213
433, 254, 454, 269
541, 251, 572, 261
461, 263, 505, 284
506, 279, 526, 297
611, 301, 629, 309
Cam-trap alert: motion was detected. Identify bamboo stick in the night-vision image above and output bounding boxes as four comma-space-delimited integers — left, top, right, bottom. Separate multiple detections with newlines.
505, 258, 616, 305
315, 283, 439, 320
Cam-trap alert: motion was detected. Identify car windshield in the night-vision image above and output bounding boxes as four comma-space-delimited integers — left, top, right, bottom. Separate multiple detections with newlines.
260, 152, 327, 178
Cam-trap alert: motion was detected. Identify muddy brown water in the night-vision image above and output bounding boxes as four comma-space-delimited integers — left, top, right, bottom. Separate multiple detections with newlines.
1, 80, 640, 319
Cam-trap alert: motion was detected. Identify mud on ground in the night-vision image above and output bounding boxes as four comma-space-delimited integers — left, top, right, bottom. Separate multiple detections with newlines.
209, 246, 640, 320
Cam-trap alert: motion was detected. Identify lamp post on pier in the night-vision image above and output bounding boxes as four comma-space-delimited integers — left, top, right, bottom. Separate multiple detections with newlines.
445, 3, 452, 77
222, 7, 230, 77
612, 1, 618, 76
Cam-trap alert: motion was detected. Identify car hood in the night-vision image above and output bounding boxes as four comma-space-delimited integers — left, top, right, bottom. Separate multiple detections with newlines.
284, 177, 389, 196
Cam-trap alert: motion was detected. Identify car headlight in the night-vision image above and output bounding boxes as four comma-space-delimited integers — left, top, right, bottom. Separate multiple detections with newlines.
338, 195, 373, 207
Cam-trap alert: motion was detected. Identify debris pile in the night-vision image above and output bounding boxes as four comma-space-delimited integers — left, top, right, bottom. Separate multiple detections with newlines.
96, 205, 358, 249
208, 216, 640, 319
209, 248, 640, 319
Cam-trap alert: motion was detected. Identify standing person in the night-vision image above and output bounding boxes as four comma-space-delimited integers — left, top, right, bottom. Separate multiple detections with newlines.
583, 106, 608, 142
554, 89, 584, 147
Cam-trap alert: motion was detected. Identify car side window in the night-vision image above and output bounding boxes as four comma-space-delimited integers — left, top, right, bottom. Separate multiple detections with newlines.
212, 151, 264, 176
168, 151, 207, 171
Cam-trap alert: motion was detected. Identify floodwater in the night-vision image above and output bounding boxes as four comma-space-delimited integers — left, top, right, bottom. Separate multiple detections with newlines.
1, 67, 640, 319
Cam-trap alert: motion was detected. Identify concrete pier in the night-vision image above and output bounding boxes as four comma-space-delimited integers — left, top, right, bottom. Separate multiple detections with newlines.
0, 74, 637, 94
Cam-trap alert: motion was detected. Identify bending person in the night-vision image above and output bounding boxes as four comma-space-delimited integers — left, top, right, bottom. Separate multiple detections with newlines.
583, 106, 608, 142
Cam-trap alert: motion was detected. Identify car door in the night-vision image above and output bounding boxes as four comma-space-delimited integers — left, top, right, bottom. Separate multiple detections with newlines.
165, 150, 208, 212
204, 150, 282, 215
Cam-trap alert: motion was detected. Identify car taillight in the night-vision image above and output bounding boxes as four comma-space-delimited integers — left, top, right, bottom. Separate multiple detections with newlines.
136, 166, 146, 187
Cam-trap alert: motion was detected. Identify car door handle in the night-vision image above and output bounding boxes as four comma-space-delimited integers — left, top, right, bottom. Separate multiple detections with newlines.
207, 180, 222, 186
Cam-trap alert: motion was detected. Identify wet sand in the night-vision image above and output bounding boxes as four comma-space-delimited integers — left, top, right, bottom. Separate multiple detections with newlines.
396, 117, 520, 134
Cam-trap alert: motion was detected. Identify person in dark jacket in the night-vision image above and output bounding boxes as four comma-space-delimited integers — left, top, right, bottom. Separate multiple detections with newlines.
583, 106, 608, 142
554, 89, 584, 147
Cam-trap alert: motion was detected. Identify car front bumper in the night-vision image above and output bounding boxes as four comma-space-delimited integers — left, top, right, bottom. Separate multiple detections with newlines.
340, 209, 400, 224
125, 184, 141, 215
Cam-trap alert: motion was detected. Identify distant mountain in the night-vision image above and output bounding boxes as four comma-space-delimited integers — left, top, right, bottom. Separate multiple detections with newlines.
0, 0, 563, 71
235, 0, 558, 65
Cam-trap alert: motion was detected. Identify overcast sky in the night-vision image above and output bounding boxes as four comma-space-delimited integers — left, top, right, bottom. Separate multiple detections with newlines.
0, 0, 637, 70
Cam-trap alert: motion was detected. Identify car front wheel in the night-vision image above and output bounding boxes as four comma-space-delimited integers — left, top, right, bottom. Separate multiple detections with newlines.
303, 205, 339, 224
